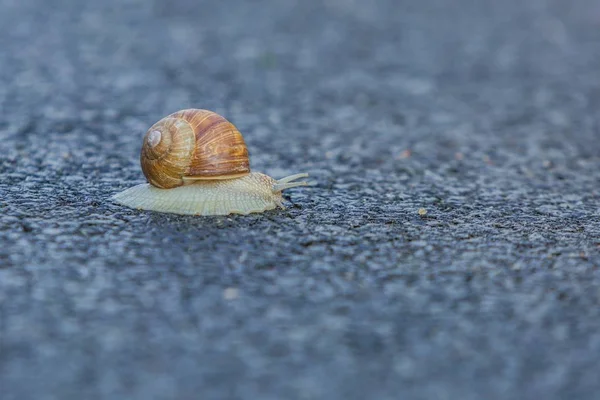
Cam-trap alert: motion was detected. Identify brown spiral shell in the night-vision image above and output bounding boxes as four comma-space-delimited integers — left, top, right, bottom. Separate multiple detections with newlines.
140, 109, 250, 189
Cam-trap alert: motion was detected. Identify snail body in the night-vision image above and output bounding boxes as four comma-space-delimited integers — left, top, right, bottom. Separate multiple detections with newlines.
112, 172, 308, 216
111, 109, 308, 215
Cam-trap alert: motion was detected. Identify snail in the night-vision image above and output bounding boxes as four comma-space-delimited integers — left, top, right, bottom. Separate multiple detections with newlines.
110, 109, 309, 215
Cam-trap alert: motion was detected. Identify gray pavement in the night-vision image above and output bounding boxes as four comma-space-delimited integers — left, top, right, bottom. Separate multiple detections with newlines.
1, 0, 600, 399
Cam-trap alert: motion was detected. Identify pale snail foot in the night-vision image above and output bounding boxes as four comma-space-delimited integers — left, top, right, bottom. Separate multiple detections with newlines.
111, 172, 309, 216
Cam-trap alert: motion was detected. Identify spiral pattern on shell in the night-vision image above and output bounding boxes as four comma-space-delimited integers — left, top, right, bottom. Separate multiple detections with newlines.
140, 109, 250, 189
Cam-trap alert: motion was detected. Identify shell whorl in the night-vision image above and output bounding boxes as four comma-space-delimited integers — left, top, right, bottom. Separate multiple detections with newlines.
140, 117, 196, 188
140, 109, 250, 189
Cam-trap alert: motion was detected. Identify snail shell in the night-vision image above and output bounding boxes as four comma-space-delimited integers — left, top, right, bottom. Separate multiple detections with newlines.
111, 109, 309, 216
141, 109, 250, 188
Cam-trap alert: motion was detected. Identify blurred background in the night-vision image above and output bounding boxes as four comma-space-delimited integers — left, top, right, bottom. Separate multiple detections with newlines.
2, 0, 599, 175
1, 0, 599, 399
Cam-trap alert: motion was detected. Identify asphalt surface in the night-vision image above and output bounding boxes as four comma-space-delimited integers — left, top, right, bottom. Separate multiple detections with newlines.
1, 0, 600, 399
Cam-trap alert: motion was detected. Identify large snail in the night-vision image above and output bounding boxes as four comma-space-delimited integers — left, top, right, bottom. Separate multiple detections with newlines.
111, 109, 309, 215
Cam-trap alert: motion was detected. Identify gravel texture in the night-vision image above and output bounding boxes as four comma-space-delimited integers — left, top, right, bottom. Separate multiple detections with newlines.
1, 0, 600, 399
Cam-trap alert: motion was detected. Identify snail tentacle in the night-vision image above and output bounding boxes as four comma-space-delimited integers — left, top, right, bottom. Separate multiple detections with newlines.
273, 181, 308, 192
276, 173, 309, 184
273, 173, 309, 192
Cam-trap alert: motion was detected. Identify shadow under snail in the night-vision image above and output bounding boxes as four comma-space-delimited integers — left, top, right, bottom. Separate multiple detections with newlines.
111, 109, 309, 215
